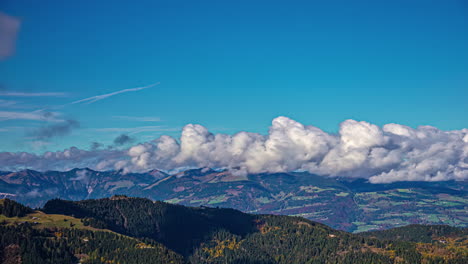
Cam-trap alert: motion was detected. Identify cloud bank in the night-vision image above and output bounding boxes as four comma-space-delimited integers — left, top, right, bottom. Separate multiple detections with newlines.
0, 117, 467, 183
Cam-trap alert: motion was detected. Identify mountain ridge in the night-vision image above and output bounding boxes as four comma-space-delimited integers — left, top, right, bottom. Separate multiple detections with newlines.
1, 168, 466, 233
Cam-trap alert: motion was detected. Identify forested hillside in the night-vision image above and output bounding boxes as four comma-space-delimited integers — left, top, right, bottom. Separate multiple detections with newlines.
1, 197, 467, 263
362, 224, 468, 243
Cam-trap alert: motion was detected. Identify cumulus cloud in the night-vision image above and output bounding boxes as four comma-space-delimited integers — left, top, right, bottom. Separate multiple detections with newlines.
117, 117, 468, 183
0, 116, 467, 183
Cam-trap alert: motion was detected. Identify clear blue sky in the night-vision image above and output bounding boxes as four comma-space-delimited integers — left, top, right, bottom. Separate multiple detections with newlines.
1, 0, 467, 152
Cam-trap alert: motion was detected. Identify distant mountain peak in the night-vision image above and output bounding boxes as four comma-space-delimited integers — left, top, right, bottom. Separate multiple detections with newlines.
68, 167, 96, 173
146, 169, 169, 180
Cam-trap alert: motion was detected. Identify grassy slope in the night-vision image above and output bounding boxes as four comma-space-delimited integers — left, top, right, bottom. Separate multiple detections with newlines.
0, 210, 98, 230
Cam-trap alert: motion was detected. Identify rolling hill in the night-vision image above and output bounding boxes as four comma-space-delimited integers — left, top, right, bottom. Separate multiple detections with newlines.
1, 197, 467, 263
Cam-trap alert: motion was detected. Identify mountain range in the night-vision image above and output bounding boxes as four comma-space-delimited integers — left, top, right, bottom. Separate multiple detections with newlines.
0, 168, 466, 233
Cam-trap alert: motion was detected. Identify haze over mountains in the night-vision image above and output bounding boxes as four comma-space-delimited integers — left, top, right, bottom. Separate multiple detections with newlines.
1, 167, 466, 233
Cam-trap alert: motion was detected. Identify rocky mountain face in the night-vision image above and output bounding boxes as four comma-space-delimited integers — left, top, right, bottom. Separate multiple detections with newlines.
0, 168, 466, 232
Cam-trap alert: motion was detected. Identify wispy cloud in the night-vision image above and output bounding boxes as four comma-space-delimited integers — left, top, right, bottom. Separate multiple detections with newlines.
90, 142, 103, 150
113, 134, 135, 146
0, 110, 63, 122
113, 115, 161, 122
0, 99, 41, 110
0, 99, 18, 108
94, 126, 178, 135
29, 119, 80, 139
0, 91, 68, 97
29, 140, 52, 151
0, 82, 159, 124
71, 82, 160, 105
0, 82, 160, 144
0, 126, 27, 132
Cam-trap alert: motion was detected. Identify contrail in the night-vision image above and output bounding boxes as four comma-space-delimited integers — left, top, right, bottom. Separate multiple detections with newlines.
71, 82, 160, 105
0, 82, 160, 122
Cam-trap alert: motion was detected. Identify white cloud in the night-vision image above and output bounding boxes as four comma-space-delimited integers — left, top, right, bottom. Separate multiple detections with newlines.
70, 169, 90, 184
0, 92, 68, 97
0, 110, 63, 122
113, 116, 161, 122
93, 126, 178, 135
0, 116, 467, 183
29, 140, 51, 151
0, 99, 18, 108
0, 147, 126, 172
0, 126, 27, 132
121, 117, 468, 183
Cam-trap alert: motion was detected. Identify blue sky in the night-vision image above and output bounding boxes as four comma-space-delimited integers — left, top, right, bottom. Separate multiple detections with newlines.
0, 0, 467, 153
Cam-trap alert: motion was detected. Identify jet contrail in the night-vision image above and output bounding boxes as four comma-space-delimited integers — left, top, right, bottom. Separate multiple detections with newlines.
71, 82, 160, 105
0, 82, 160, 122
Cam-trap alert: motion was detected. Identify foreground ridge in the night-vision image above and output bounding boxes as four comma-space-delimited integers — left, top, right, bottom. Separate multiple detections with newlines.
1, 197, 467, 264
